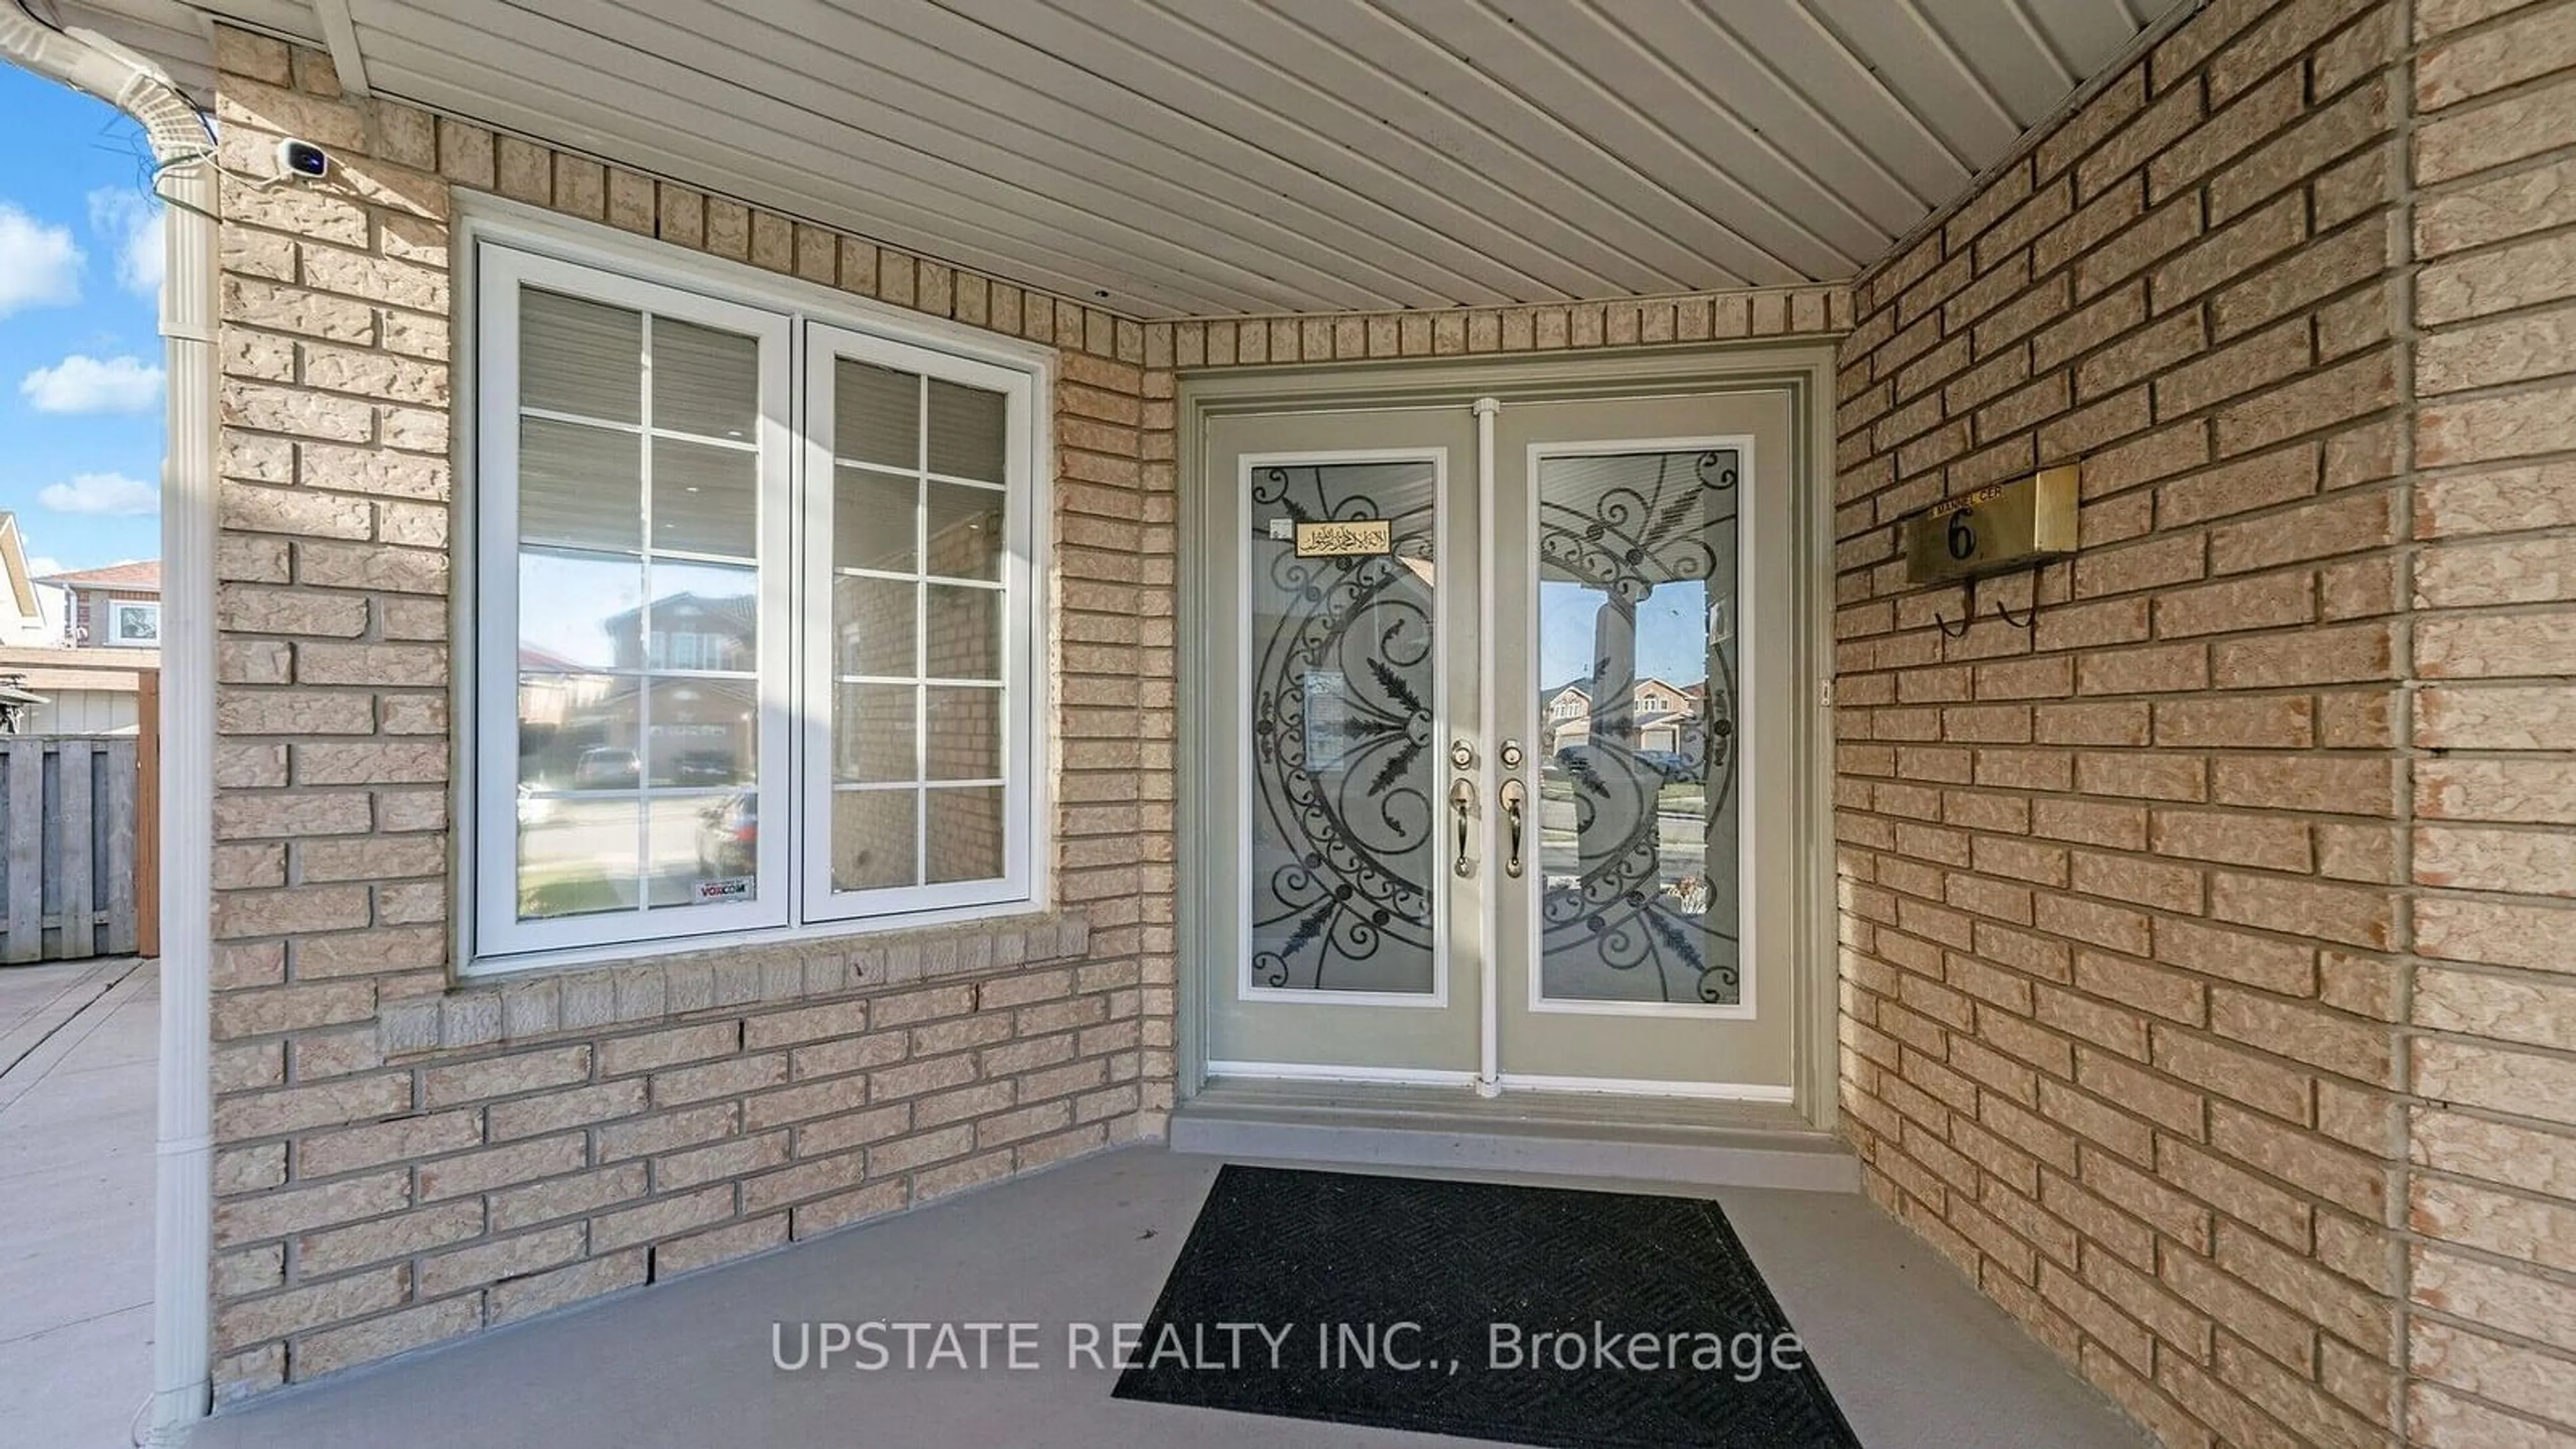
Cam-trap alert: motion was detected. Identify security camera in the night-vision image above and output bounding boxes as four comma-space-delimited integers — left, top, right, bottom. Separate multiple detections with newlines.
276, 138, 331, 180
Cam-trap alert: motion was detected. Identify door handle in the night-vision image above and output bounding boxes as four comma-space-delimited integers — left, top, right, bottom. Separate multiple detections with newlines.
1449, 777, 1478, 878
1499, 778, 1526, 879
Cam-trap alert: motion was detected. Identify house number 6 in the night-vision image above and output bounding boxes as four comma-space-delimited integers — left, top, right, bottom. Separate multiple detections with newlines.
1946, 511, 1976, 560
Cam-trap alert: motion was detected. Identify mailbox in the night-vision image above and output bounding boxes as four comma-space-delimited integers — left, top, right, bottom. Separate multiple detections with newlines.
1904, 464, 2080, 584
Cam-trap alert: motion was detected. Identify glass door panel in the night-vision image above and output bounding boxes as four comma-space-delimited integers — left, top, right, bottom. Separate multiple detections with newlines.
1246, 460, 1442, 996
1201, 408, 1483, 1079
1491, 392, 1799, 1095
1533, 446, 1743, 1006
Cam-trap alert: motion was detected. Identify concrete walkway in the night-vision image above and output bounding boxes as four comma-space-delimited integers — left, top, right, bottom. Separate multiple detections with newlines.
0, 957, 158, 1449
194, 1144, 2151, 1449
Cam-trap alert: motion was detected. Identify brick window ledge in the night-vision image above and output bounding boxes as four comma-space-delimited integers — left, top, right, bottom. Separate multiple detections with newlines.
378, 910, 1092, 1059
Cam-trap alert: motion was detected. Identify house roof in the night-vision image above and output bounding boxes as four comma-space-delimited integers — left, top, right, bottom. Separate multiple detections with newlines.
600, 592, 758, 633
0, 515, 37, 619
54, 0, 2186, 318
519, 644, 587, 672
39, 560, 162, 593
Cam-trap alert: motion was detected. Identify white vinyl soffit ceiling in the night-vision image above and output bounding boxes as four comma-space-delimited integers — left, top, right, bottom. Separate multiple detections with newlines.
72, 0, 2190, 318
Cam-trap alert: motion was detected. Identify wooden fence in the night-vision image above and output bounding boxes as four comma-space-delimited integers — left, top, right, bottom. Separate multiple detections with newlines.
0, 735, 149, 963
138, 674, 160, 959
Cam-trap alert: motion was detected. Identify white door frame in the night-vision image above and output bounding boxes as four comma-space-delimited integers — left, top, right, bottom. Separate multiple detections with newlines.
1174, 343, 1841, 1130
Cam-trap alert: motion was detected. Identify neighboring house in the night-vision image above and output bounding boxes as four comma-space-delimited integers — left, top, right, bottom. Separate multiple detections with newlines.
584, 590, 759, 788
8, 6, 2574, 1449
1542, 682, 1589, 727
510, 643, 593, 731
1538, 681, 1589, 756
0, 513, 68, 647
1629, 707, 1690, 757
1543, 678, 1703, 757
37, 560, 162, 650
1629, 676, 1690, 719
0, 645, 158, 735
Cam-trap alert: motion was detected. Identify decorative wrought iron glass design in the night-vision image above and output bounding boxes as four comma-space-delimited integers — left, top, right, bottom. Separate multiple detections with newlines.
1534, 448, 1742, 1006
1246, 460, 1440, 995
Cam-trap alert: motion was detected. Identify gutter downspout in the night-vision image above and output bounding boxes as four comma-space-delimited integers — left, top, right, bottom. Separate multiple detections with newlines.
0, 7, 218, 1442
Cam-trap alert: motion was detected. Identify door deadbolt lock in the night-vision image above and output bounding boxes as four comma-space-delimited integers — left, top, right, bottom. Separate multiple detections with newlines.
1449, 739, 1477, 771
1499, 739, 1525, 770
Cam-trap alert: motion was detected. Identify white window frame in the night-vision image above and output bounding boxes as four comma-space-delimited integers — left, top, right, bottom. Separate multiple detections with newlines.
473, 244, 796, 958
464, 221, 1051, 974
104, 598, 160, 646
800, 324, 1039, 920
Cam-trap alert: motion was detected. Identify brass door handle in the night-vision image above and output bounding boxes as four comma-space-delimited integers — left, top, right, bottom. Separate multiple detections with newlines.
1499, 778, 1526, 879
1449, 777, 1477, 878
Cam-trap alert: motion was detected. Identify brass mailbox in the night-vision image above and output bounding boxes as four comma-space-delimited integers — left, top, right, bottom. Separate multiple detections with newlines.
1904, 465, 2079, 584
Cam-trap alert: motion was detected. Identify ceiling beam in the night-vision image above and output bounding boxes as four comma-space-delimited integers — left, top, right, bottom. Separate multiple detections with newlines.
311, 0, 368, 93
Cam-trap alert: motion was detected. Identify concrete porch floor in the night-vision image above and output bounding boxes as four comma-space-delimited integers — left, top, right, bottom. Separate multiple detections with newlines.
191, 1144, 2151, 1449
0, 957, 159, 1449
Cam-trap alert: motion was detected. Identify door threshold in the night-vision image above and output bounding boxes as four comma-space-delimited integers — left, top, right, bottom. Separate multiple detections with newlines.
1171, 1076, 1859, 1194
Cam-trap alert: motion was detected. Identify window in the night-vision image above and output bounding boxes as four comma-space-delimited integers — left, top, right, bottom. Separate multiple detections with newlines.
105, 599, 160, 646
802, 330, 1034, 920
474, 241, 1042, 964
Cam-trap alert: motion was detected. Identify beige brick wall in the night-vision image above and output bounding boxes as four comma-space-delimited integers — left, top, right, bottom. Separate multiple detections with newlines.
2402, 1, 2576, 1442
1833, 1, 2576, 1444
205, 28, 1173, 1399
1146, 284, 1850, 370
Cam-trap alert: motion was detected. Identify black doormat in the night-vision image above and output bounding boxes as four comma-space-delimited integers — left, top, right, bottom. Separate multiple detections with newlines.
1112, 1165, 1861, 1448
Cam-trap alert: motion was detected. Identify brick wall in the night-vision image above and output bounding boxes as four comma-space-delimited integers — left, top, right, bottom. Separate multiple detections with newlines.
203, 27, 1174, 1399
1142, 284, 1848, 370
2401, 0, 2576, 1440
1832, 1, 2576, 1445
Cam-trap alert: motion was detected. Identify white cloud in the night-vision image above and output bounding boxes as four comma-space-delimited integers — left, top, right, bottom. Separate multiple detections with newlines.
88, 188, 163, 297
0, 203, 83, 317
19, 354, 164, 414
25, 557, 64, 577
39, 472, 160, 517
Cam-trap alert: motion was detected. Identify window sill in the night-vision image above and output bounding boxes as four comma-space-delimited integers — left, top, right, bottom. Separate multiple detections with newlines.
378, 908, 1088, 1059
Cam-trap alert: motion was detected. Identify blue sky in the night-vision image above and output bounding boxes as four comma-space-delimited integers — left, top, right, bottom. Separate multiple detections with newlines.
0, 63, 167, 577
1540, 579, 1721, 692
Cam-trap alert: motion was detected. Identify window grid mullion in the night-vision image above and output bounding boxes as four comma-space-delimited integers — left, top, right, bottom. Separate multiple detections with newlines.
794, 331, 808, 925
634, 310, 655, 913
914, 372, 930, 887
834, 565, 1002, 590
833, 457, 1004, 493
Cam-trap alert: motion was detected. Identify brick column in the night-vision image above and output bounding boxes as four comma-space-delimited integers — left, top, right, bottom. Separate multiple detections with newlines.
2398, 1, 2576, 1441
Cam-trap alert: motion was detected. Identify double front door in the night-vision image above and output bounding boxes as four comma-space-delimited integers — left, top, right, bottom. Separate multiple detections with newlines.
1201, 387, 1799, 1098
